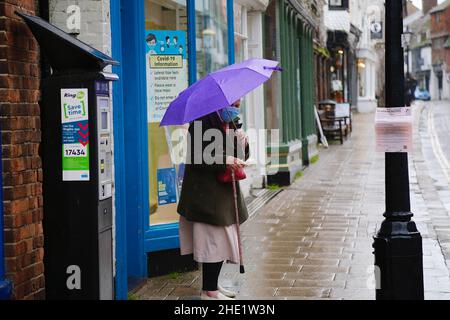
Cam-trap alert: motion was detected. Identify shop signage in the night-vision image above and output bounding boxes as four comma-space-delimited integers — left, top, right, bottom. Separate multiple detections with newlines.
329, 0, 349, 10
335, 103, 350, 118
145, 30, 188, 123
61, 88, 90, 181
370, 22, 383, 40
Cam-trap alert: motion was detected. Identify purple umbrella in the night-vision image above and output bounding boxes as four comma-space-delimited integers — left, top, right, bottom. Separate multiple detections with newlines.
160, 58, 281, 126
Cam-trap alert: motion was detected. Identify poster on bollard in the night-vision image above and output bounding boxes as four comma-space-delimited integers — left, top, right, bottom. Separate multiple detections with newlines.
375, 107, 412, 153
61, 88, 90, 181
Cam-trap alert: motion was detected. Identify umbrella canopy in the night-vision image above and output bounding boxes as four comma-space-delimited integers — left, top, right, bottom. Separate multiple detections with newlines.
160, 58, 281, 126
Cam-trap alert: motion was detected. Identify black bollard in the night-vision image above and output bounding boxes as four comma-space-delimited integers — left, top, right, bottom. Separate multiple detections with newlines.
373, 0, 424, 300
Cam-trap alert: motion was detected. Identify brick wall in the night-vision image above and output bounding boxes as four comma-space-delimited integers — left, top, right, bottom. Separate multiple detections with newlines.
430, 6, 450, 69
0, 0, 44, 299
422, 0, 438, 14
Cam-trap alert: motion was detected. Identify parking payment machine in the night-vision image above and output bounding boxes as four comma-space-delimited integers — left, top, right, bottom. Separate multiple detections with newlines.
17, 12, 119, 300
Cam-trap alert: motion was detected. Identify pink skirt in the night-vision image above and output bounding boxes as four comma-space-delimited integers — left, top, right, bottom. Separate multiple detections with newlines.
179, 215, 240, 264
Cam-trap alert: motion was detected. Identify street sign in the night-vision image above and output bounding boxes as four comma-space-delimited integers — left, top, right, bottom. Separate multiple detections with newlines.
371, 22, 383, 39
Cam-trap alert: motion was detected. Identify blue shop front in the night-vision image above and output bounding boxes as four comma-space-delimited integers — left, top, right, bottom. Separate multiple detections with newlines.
110, 0, 238, 291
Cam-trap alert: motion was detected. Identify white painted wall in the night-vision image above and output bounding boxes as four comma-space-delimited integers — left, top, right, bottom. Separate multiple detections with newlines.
444, 69, 450, 100
246, 10, 267, 189
431, 67, 450, 100
354, 0, 384, 112
49, 0, 112, 58
235, 0, 268, 197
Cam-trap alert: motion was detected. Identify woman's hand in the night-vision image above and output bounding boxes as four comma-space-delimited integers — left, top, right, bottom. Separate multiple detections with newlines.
226, 156, 246, 171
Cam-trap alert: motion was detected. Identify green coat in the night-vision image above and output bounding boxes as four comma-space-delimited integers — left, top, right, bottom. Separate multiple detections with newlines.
177, 114, 249, 227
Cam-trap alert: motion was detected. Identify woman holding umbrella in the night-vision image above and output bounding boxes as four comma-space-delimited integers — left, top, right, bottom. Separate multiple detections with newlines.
178, 99, 249, 300
160, 58, 281, 300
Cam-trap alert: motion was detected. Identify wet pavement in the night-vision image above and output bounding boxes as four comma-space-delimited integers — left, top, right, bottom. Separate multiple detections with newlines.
135, 101, 450, 300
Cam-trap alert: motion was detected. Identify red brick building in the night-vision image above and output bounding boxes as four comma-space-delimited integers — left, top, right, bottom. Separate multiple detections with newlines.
430, 0, 450, 99
0, 0, 45, 299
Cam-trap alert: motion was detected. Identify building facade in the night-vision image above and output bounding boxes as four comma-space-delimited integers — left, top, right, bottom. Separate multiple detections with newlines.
1, 0, 327, 300
231, 0, 270, 198
314, 0, 331, 104
264, 0, 319, 186
0, 0, 45, 299
324, 1, 361, 109
405, 1, 435, 99
430, 0, 450, 100
353, 0, 385, 113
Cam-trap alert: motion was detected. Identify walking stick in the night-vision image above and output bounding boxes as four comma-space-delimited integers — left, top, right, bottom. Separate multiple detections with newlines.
231, 170, 245, 274
221, 108, 245, 274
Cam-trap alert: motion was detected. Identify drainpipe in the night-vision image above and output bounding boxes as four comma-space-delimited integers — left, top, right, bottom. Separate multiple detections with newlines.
0, 122, 12, 300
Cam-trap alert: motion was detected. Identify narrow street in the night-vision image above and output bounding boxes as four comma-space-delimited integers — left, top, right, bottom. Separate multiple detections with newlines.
135, 101, 450, 300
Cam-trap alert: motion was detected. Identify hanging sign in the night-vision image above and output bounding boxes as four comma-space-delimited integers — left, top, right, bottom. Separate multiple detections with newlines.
145, 30, 188, 123
375, 107, 412, 153
61, 88, 90, 181
371, 22, 383, 40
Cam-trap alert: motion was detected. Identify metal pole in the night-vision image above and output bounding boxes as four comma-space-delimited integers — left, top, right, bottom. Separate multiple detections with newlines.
405, 45, 409, 76
373, 0, 424, 300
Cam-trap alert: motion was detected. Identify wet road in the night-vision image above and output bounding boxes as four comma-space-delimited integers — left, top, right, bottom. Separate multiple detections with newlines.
425, 100, 450, 185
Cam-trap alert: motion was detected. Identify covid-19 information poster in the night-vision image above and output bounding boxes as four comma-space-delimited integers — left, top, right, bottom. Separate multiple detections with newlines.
61, 88, 90, 181
145, 30, 188, 123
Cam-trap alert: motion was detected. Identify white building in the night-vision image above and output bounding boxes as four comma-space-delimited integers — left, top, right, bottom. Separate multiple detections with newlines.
323, 0, 383, 113
351, 0, 385, 113
233, 0, 270, 198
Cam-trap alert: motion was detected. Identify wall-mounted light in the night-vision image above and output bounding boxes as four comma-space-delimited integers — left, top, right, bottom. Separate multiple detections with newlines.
202, 29, 216, 36
402, 27, 413, 48
357, 59, 366, 68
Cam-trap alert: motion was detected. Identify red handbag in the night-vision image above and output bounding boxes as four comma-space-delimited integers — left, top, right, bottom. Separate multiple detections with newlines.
217, 167, 246, 183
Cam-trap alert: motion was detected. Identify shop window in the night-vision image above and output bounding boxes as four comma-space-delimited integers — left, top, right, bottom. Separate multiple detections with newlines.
145, 0, 189, 226
233, 2, 248, 126
233, 2, 247, 63
195, 0, 229, 80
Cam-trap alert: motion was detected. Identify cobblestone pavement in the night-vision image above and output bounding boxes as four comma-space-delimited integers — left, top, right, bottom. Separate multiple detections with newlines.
135, 103, 450, 300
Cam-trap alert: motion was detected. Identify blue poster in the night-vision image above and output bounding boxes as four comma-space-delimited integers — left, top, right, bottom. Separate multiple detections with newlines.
157, 168, 178, 205
145, 30, 187, 59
